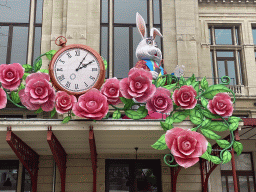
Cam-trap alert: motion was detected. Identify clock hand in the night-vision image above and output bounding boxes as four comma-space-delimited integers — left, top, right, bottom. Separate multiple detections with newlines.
76, 60, 95, 71
76, 52, 89, 71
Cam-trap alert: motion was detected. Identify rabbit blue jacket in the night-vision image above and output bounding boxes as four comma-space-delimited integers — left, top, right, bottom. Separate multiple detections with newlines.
144, 59, 164, 76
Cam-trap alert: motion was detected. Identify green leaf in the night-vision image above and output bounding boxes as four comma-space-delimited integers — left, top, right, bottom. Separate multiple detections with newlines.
222, 151, 232, 164
125, 108, 148, 120
45, 50, 57, 61
18, 84, 25, 92
22, 73, 30, 80
22, 64, 33, 72
192, 81, 199, 93
160, 122, 173, 131
156, 77, 166, 88
33, 58, 42, 72
228, 116, 243, 124
201, 77, 209, 89
201, 109, 221, 119
233, 141, 243, 156
50, 108, 57, 118
72, 112, 76, 116
167, 74, 175, 85
124, 99, 135, 110
201, 118, 211, 128
207, 121, 229, 132
172, 111, 189, 123
101, 56, 108, 70
210, 156, 221, 164
165, 115, 174, 125
216, 140, 230, 149
201, 97, 209, 109
35, 108, 43, 114
189, 109, 203, 125
201, 151, 211, 161
62, 116, 71, 124
201, 129, 221, 140
179, 76, 186, 86
11, 92, 20, 103
163, 83, 177, 90
151, 134, 168, 150
112, 110, 121, 119
39, 69, 49, 74
120, 97, 128, 104
186, 74, 196, 85
229, 122, 239, 131
207, 143, 212, 154
103, 112, 110, 119
202, 84, 231, 99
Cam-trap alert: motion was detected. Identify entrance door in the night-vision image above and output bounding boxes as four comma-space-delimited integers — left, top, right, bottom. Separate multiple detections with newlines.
105, 159, 162, 192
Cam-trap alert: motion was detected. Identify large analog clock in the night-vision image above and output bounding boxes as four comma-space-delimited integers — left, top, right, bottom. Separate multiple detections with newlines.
49, 37, 105, 96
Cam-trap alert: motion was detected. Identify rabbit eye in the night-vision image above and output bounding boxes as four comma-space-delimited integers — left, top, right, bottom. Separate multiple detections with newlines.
146, 39, 153, 45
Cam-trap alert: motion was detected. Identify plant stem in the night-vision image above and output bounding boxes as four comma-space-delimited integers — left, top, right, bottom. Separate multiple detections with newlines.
3, 89, 26, 109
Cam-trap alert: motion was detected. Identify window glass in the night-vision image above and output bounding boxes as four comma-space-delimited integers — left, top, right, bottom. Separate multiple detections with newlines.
114, 0, 147, 24
227, 176, 235, 191
227, 61, 236, 85
217, 51, 234, 58
114, 27, 129, 78
217, 61, 226, 80
221, 153, 252, 171
215, 29, 233, 45
101, 0, 108, 23
22, 168, 31, 192
108, 164, 129, 191
239, 176, 249, 192
101, 26, 108, 78
35, 0, 43, 24
0, 160, 19, 191
209, 28, 212, 45
11, 27, 28, 64
133, 27, 143, 65
153, 0, 160, 24
33, 27, 42, 64
0, 26, 9, 64
252, 29, 256, 45
235, 28, 239, 45
249, 176, 255, 192
0, 0, 30, 23
221, 176, 227, 192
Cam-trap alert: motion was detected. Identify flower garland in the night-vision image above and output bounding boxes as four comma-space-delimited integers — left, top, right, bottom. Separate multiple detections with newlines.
0, 50, 243, 168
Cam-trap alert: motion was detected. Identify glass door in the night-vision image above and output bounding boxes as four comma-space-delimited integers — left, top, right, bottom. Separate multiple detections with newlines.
105, 159, 162, 192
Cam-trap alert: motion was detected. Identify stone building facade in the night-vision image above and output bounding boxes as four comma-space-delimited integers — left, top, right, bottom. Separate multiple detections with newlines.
1, 0, 256, 191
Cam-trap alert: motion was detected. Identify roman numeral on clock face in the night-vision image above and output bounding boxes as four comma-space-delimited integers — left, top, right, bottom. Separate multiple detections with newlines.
75, 84, 79, 89
67, 52, 72, 58
84, 82, 88, 87
57, 75, 65, 81
92, 68, 98, 71
65, 81, 71, 88
89, 76, 95, 80
57, 68, 63, 71
59, 59, 65, 64
75, 50, 80, 56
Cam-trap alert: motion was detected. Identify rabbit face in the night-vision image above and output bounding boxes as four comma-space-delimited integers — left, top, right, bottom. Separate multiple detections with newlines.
135, 12, 163, 64
136, 37, 162, 63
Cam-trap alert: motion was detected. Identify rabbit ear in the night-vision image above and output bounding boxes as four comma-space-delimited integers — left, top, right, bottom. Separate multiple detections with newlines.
136, 12, 146, 38
150, 28, 163, 39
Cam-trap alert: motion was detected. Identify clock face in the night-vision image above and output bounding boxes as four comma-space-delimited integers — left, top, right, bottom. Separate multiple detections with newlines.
53, 48, 101, 93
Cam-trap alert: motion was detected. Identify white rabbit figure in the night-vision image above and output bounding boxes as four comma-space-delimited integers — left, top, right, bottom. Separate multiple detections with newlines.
135, 12, 167, 80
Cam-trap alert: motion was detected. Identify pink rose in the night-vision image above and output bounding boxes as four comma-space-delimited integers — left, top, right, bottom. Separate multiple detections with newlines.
73, 88, 108, 120
55, 91, 77, 114
19, 72, 55, 111
0, 63, 24, 91
0, 88, 7, 109
120, 68, 156, 102
101, 78, 122, 105
165, 128, 208, 168
172, 85, 197, 109
146, 87, 173, 113
207, 93, 233, 117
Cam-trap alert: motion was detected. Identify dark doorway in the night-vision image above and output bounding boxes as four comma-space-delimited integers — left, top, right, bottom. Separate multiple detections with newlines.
105, 159, 162, 192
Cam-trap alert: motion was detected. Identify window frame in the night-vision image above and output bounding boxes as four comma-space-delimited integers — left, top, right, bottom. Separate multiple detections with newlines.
209, 24, 244, 85
221, 152, 256, 192
0, 0, 43, 65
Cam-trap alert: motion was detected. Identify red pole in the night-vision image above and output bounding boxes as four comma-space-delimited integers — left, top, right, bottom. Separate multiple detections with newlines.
231, 148, 238, 192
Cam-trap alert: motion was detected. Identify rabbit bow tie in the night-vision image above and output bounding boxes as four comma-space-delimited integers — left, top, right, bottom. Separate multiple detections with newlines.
144, 59, 164, 77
